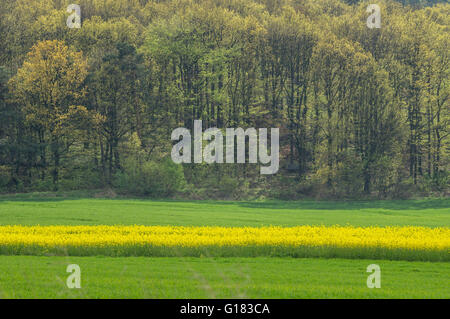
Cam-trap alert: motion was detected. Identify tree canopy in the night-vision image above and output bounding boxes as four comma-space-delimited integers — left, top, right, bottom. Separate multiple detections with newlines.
0, 0, 448, 199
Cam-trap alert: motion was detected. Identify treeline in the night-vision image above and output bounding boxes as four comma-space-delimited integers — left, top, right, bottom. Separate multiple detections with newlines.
0, 0, 448, 199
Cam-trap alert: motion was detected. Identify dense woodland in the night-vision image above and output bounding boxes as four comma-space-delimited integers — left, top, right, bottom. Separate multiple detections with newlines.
0, 0, 448, 199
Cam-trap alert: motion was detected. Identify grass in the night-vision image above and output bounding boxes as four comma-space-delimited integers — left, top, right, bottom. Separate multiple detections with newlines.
0, 198, 449, 227
0, 255, 448, 299
0, 197, 448, 298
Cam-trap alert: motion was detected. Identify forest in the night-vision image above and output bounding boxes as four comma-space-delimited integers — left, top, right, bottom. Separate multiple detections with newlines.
0, 0, 448, 199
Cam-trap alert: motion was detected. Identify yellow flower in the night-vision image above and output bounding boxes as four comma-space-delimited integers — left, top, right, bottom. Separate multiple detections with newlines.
0, 225, 448, 251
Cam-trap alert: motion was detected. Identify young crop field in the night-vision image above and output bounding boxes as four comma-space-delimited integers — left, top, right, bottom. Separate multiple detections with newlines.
0, 197, 448, 298
0, 256, 449, 299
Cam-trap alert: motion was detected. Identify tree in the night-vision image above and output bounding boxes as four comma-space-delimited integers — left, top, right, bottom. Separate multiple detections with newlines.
89, 42, 143, 182
9, 40, 94, 189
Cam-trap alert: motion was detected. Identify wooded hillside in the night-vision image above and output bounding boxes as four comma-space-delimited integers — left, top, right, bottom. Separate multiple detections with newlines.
0, 0, 448, 199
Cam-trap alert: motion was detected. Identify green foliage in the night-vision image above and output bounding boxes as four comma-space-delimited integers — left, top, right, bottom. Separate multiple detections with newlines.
114, 157, 186, 197
0, 0, 448, 199
0, 166, 10, 191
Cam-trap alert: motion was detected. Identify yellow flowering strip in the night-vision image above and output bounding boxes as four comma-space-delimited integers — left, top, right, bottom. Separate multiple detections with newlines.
0, 225, 448, 260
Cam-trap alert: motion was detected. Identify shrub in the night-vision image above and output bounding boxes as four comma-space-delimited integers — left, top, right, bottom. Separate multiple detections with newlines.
0, 166, 10, 192
58, 168, 104, 191
216, 175, 240, 198
114, 158, 186, 197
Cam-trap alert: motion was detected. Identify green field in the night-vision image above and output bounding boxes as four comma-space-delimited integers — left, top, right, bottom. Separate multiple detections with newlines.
0, 197, 448, 298
0, 197, 449, 227
0, 256, 448, 299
